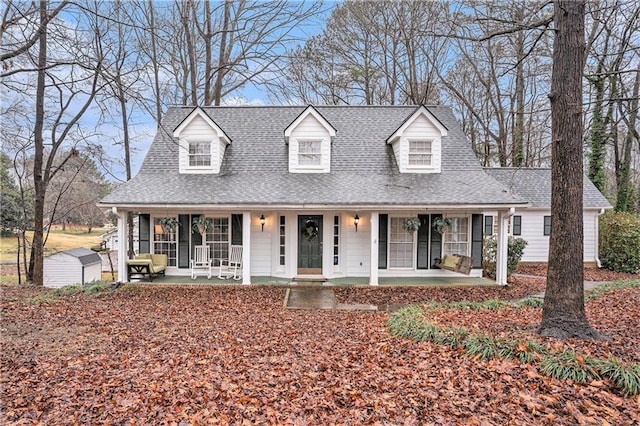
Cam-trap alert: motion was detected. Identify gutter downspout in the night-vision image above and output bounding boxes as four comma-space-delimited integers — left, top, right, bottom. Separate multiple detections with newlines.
595, 208, 605, 268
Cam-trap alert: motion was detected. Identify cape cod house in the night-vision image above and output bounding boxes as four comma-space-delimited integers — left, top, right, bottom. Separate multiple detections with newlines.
99, 105, 609, 285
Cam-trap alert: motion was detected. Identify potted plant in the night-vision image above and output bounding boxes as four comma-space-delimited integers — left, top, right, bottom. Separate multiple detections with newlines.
402, 217, 422, 233
192, 216, 213, 237
159, 217, 179, 234
432, 216, 452, 234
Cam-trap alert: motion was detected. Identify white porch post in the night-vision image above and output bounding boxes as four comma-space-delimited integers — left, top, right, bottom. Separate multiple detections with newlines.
242, 211, 251, 285
369, 212, 379, 285
496, 209, 510, 285
116, 209, 127, 282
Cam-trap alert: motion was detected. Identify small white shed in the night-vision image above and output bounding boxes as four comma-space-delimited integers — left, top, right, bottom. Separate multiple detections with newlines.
44, 248, 102, 288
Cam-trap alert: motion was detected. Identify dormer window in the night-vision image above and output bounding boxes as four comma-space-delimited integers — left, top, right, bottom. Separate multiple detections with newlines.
298, 140, 322, 166
173, 107, 231, 175
188, 139, 212, 167
408, 139, 433, 167
285, 106, 336, 174
387, 106, 448, 174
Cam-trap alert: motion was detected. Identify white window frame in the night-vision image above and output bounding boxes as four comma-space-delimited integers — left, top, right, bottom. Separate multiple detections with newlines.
188, 140, 212, 167
388, 216, 415, 269
442, 215, 471, 257
407, 139, 433, 167
152, 216, 178, 267
296, 139, 323, 167
203, 216, 230, 266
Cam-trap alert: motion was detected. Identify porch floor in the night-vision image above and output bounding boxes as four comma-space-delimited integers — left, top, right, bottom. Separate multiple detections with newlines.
127, 275, 496, 287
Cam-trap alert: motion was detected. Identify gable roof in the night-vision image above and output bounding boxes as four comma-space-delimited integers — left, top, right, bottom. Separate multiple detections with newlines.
173, 106, 231, 144
386, 105, 448, 144
284, 105, 337, 143
50, 248, 101, 265
484, 168, 612, 209
101, 105, 526, 208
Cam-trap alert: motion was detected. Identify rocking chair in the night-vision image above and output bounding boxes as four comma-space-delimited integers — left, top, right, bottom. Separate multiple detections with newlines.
218, 245, 243, 280
191, 245, 212, 279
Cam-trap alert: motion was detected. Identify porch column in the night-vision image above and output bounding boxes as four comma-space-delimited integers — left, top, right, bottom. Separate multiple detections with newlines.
496, 209, 510, 285
369, 212, 379, 285
242, 211, 251, 285
116, 208, 127, 282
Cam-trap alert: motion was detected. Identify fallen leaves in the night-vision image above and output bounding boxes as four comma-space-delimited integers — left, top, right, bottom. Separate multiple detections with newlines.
1, 283, 638, 424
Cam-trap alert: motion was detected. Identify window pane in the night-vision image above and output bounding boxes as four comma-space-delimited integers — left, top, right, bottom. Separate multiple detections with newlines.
153, 217, 177, 266
298, 140, 321, 165
389, 217, 414, 268
408, 140, 432, 166
205, 217, 229, 266
189, 141, 211, 167
443, 217, 469, 256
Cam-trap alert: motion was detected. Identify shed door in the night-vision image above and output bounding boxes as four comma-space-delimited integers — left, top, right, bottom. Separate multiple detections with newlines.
298, 215, 323, 274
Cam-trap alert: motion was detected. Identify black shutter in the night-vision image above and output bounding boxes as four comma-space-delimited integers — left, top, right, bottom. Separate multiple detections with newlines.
378, 214, 388, 269
417, 214, 430, 269
429, 214, 442, 267
232, 214, 243, 245
139, 214, 150, 254
191, 215, 203, 259
471, 214, 483, 269
178, 214, 190, 268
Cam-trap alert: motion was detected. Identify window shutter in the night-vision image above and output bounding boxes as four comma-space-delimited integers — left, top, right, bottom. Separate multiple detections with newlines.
178, 214, 190, 268
417, 214, 430, 269
139, 214, 150, 254
378, 214, 388, 269
429, 214, 442, 267
232, 214, 243, 245
471, 214, 483, 269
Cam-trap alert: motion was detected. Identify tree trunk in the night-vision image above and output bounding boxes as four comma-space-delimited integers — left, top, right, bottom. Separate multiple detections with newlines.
29, 0, 48, 286
539, 0, 599, 339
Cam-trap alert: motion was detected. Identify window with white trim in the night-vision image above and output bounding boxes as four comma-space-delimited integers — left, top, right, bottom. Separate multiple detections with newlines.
153, 217, 177, 267
333, 215, 340, 266
204, 217, 229, 266
408, 139, 433, 166
188, 141, 212, 167
389, 217, 414, 268
297, 140, 322, 166
279, 216, 286, 266
443, 216, 469, 256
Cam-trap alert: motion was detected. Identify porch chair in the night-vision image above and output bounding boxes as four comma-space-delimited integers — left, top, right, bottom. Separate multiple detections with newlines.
191, 245, 212, 279
433, 254, 474, 275
218, 245, 243, 280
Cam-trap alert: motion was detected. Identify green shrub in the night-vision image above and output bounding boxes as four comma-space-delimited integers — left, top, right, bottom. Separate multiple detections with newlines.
599, 211, 640, 273
483, 235, 528, 279
540, 350, 599, 383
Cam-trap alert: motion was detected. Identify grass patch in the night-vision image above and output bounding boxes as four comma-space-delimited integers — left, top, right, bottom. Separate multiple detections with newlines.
0, 228, 107, 262
28, 280, 115, 304
388, 304, 640, 396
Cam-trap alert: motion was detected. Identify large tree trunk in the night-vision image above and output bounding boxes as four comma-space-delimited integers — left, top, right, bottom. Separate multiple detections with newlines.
539, 0, 599, 339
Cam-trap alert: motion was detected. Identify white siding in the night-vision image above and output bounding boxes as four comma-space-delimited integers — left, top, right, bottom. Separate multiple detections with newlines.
344, 212, 371, 277
391, 114, 442, 173
518, 209, 601, 262
288, 115, 331, 173
250, 213, 272, 276
44, 254, 101, 288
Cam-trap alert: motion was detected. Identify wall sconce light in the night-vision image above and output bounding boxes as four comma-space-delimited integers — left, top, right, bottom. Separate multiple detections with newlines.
354, 214, 360, 232
260, 214, 265, 232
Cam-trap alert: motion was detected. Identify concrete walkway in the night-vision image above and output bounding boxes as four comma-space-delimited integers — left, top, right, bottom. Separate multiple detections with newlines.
284, 288, 377, 311
527, 281, 610, 299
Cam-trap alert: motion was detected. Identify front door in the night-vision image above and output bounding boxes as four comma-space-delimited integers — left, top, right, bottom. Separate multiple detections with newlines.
298, 215, 323, 275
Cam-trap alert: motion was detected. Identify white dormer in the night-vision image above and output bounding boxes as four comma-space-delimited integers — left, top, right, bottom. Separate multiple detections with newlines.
386, 106, 448, 174
173, 107, 231, 174
284, 106, 336, 173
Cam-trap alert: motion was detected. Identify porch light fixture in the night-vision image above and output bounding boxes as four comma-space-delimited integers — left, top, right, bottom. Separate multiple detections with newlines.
354, 214, 360, 232
260, 214, 266, 232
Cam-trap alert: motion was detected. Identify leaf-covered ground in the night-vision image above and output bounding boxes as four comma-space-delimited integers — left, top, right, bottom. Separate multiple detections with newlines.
1, 279, 639, 424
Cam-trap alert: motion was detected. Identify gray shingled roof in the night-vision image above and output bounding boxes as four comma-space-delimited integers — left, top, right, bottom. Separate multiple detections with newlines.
484, 168, 611, 209
59, 248, 102, 265
101, 106, 527, 207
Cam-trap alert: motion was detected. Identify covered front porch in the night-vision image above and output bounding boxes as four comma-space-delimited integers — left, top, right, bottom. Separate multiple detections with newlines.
112, 208, 514, 286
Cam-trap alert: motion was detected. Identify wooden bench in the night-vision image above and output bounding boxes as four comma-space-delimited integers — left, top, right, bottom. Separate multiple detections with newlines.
433, 254, 474, 275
